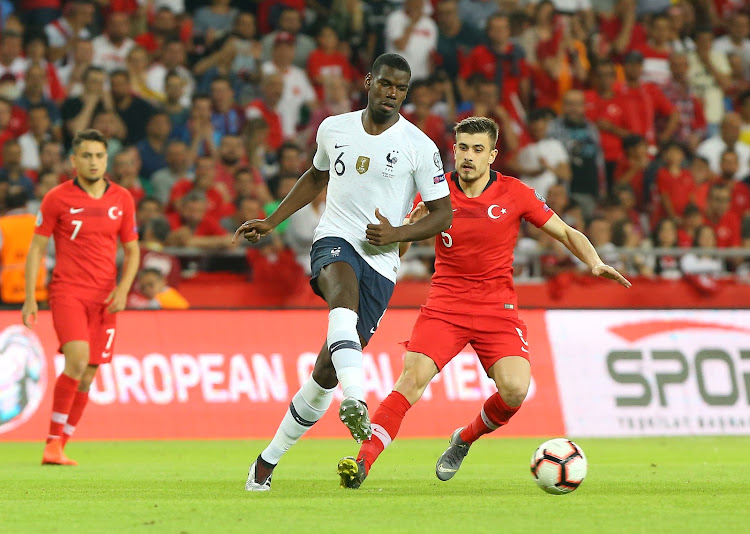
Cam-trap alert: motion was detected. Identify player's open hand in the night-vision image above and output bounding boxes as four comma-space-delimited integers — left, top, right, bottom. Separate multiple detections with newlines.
592, 264, 632, 288
366, 209, 400, 246
105, 286, 128, 313
22, 300, 38, 328
408, 202, 429, 224
233, 219, 274, 244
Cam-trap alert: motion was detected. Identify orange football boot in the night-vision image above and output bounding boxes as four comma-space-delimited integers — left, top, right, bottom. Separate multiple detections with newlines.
42, 439, 78, 466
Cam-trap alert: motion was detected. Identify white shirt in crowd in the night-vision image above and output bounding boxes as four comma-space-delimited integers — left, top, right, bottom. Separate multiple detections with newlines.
384, 10, 438, 81
285, 201, 327, 274
0, 57, 27, 90
312, 110, 449, 282
146, 64, 195, 106
517, 138, 569, 199
261, 61, 316, 139
18, 132, 42, 170
44, 18, 91, 66
91, 35, 135, 72
680, 254, 725, 276
696, 136, 750, 180
713, 35, 750, 79
688, 50, 731, 125
137, 0, 185, 14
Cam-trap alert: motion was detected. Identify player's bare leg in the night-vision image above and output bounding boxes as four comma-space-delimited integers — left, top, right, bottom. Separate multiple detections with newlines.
436, 356, 530, 481
316, 262, 372, 442
246, 343, 338, 491
340, 351, 438, 488
43, 341, 90, 466
61, 364, 98, 449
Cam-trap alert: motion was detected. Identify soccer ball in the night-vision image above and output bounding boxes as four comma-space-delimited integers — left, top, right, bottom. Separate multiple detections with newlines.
530, 438, 587, 495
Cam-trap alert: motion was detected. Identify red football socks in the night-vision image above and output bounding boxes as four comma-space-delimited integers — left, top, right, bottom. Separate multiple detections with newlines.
357, 391, 412, 472
47, 374, 80, 442
61, 390, 89, 447
460, 393, 521, 444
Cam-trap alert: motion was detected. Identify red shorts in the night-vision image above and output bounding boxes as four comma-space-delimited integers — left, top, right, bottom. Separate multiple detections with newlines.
49, 295, 117, 365
406, 307, 530, 372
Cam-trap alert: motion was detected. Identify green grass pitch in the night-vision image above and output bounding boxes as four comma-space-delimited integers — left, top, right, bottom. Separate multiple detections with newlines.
2, 437, 749, 534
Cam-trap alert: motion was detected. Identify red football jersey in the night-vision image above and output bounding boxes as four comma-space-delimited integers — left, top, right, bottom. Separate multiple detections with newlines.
422, 171, 554, 315
35, 179, 138, 300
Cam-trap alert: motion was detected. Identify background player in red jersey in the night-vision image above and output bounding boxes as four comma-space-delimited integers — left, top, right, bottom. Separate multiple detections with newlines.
338, 117, 631, 488
22, 129, 140, 466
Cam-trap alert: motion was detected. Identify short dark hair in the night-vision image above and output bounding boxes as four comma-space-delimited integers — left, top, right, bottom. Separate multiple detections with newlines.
28, 103, 49, 115
454, 116, 499, 148
144, 216, 171, 242
278, 141, 301, 156
5, 186, 27, 210
371, 53, 411, 78
72, 129, 108, 152
82, 65, 105, 83
138, 196, 162, 210
622, 135, 645, 151
110, 68, 130, 82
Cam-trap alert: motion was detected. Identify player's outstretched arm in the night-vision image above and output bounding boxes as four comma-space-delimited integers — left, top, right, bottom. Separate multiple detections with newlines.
234, 166, 330, 244
541, 213, 632, 288
367, 196, 452, 247
22, 234, 49, 328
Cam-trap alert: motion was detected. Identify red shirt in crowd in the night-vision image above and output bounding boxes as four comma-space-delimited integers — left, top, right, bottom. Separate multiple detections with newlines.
245, 99, 284, 151
705, 211, 742, 247
722, 179, 750, 218
459, 43, 529, 117
169, 179, 232, 220
584, 90, 627, 162
615, 82, 675, 146
613, 159, 646, 209
656, 167, 695, 218
307, 49, 354, 99
166, 212, 227, 237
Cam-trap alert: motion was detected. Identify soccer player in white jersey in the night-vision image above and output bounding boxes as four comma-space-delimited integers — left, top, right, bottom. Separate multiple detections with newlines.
235, 53, 453, 491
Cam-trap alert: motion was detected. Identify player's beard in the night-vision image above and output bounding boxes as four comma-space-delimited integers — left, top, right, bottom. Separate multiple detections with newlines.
457, 162, 488, 183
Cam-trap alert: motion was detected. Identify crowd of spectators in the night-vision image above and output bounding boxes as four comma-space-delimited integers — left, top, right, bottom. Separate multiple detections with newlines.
1, 0, 750, 308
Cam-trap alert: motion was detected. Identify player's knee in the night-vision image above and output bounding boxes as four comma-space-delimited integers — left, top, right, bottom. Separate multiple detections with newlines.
497, 377, 529, 408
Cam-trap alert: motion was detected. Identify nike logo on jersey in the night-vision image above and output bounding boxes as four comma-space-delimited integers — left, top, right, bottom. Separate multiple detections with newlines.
521, 347, 529, 353
334, 143, 348, 148
70, 207, 84, 214
370, 327, 376, 334
436, 464, 457, 473
102, 351, 111, 358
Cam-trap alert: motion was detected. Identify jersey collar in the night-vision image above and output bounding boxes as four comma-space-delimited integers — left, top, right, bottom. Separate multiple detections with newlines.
451, 170, 498, 194
74, 177, 111, 194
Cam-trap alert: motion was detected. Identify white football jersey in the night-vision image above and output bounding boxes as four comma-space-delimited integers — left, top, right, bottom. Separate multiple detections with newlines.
312, 110, 449, 282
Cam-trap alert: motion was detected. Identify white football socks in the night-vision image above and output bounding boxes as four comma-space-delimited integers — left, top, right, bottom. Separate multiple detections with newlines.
260, 377, 335, 465
327, 307, 365, 401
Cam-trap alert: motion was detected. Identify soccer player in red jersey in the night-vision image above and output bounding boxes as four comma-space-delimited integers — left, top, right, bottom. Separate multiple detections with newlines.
22, 129, 140, 466
338, 117, 631, 488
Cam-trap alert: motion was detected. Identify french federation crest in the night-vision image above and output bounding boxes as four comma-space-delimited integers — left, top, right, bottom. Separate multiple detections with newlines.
356, 156, 370, 174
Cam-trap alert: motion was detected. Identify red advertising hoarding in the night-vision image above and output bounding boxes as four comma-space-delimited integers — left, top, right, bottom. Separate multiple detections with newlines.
0, 309, 564, 441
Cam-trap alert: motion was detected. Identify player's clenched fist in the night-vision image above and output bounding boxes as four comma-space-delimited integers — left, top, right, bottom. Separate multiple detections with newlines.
366, 208, 400, 246
22, 299, 38, 328
233, 219, 274, 244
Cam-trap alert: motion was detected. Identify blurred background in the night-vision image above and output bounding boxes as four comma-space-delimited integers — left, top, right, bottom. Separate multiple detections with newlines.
0, 0, 749, 443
